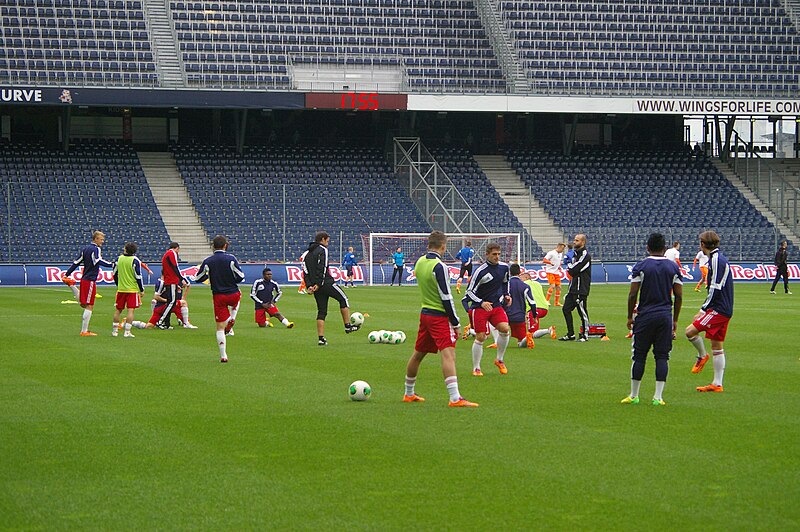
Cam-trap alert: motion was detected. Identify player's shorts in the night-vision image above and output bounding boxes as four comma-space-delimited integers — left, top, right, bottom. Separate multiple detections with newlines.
79, 279, 97, 306
148, 304, 167, 325
473, 306, 509, 335
546, 272, 562, 286
414, 313, 457, 353
459, 263, 473, 277
692, 309, 731, 342
213, 292, 241, 323
255, 305, 280, 325
509, 310, 537, 340
115, 292, 141, 310
536, 308, 548, 319
345, 266, 353, 276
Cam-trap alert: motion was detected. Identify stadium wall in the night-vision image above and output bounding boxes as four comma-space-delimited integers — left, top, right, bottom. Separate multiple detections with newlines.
2, 263, 797, 287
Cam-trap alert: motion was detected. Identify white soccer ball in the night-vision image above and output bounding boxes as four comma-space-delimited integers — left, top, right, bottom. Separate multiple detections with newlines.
350, 312, 365, 326
390, 331, 404, 344
396, 331, 406, 343
368, 331, 381, 344
349, 380, 371, 401
380, 330, 393, 343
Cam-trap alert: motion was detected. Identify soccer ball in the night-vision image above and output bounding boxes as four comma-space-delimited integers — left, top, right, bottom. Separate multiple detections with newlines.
395, 331, 406, 343
380, 330, 393, 343
350, 312, 365, 326
390, 331, 404, 344
349, 380, 371, 401
368, 331, 381, 344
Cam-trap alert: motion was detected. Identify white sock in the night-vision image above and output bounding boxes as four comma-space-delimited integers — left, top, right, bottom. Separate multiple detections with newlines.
471, 340, 484, 370
181, 302, 189, 325
445, 375, 460, 402
131, 320, 147, 329
654, 381, 665, 401
151, 299, 156, 312
490, 325, 499, 343
230, 304, 239, 321
533, 329, 550, 338
112, 322, 119, 332
405, 375, 416, 396
517, 338, 527, 347
281, 318, 290, 326
689, 335, 707, 357
630, 378, 641, 398
216, 330, 227, 358
71, 285, 79, 299
81, 309, 92, 333
124, 322, 132, 333
496, 331, 510, 362
712, 350, 725, 386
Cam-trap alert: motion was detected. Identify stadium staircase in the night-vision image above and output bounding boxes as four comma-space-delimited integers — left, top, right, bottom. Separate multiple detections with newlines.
785, 0, 800, 27
714, 159, 800, 245
138, 152, 210, 263
143, 0, 184, 87
476, 0, 528, 92
473, 155, 564, 250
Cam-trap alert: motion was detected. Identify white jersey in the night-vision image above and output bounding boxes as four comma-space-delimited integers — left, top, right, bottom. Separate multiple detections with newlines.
665, 248, 680, 263
543, 249, 563, 274
695, 251, 709, 268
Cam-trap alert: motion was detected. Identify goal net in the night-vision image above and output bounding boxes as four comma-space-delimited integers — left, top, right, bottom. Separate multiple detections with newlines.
363, 233, 521, 286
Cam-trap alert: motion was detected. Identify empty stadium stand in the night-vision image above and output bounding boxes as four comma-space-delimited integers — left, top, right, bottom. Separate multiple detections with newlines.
168, 0, 505, 91
429, 146, 541, 257
172, 144, 431, 262
497, 0, 800, 96
507, 146, 797, 261
0, 0, 158, 86
0, 140, 170, 262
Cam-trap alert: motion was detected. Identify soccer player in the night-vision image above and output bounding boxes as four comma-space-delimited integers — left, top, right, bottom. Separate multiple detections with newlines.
341, 247, 358, 288
464, 243, 512, 376
389, 247, 405, 286
157, 242, 189, 329
62, 230, 114, 336
402, 231, 478, 407
111, 242, 144, 338
194, 235, 245, 363
251, 267, 295, 328
686, 230, 734, 392
691, 246, 710, 292
454, 239, 475, 294
522, 270, 557, 344
770, 240, 791, 295
559, 234, 591, 342
665, 241, 683, 273
506, 263, 537, 349
542, 242, 566, 306
621, 233, 683, 406
303, 231, 360, 346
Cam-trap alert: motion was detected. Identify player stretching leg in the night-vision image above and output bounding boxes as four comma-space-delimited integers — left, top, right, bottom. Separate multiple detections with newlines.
62, 230, 114, 336
403, 231, 478, 407
251, 267, 295, 328
686, 231, 733, 392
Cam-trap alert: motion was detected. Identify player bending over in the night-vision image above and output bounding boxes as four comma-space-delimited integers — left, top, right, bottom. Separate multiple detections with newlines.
251, 267, 295, 328
402, 231, 478, 407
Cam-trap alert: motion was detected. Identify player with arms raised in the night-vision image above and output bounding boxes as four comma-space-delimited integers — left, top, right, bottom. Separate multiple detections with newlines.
194, 235, 245, 363
63, 230, 114, 336
402, 231, 477, 407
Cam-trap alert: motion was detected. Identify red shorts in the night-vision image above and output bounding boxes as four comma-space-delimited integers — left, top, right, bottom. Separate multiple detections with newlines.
546, 273, 562, 286
148, 305, 166, 325
213, 292, 241, 323
255, 305, 279, 325
692, 309, 731, 342
509, 310, 537, 340
472, 306, 509, 335
79, 279, 96, 306
414, 314, 457, 353
115, 292, 141, 310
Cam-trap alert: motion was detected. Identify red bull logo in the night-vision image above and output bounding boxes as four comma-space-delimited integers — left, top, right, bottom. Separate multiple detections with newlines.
285, 266, 365, 282
46, 266, 116, 284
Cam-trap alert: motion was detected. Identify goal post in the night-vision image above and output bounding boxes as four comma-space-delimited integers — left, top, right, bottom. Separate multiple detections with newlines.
362, 233, 522, 286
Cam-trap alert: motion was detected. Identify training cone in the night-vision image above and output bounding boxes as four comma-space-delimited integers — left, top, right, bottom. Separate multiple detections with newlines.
601, 335, 610, 341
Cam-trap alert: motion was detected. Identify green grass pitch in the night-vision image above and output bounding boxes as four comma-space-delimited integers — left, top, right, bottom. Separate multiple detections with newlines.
1, 283, 798, 529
